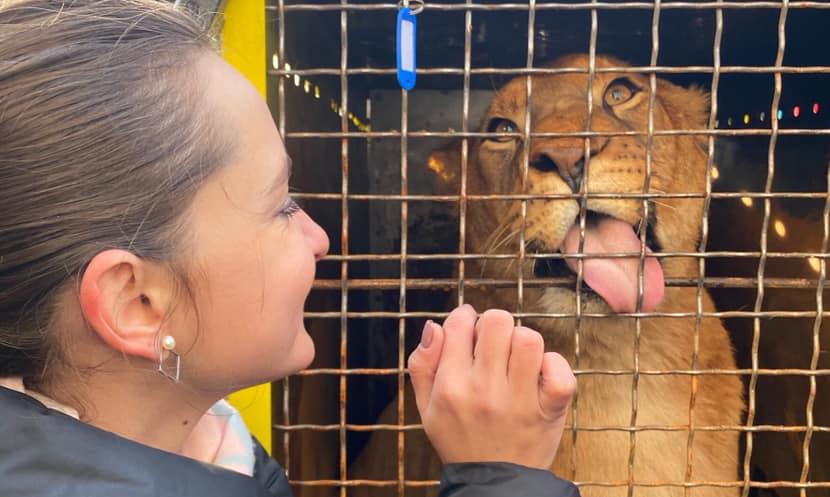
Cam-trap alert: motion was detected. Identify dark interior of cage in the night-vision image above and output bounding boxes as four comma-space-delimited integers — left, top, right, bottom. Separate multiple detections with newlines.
268, 3, 830, 496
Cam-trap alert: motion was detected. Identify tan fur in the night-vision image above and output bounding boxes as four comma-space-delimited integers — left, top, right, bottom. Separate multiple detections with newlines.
350, 55, 744, 497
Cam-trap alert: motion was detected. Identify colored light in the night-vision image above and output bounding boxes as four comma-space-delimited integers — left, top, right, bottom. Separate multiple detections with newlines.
727, 117, 733, 127
760, 112, 766, 122
743, 114, 750, 125
793, 106, 801, 118
778, 109, 783, 120
314, 85, 321, 99
293, 74, 301, 87
773, 219, 787, 238
809, 257, 821, 273
303, 80, 311, 93
814, 103, 821, 115
711, 167, 720, 180
741, 196, 753, 207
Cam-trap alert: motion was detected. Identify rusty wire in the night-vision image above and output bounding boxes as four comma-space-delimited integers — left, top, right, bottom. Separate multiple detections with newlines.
270, 0, 829, 494
270, 1, 829, 10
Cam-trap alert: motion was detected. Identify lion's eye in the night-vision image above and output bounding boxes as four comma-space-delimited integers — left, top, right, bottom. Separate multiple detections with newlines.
485, 118, 519, 142
604, 78, 641, 107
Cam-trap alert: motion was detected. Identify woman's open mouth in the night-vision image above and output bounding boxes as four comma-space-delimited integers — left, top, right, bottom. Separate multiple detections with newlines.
532, 211, 665, 313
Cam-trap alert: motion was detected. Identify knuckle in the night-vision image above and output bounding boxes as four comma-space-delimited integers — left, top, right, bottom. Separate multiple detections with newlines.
433, 383, 465, 407
443, 305, 476, 333
467, 378, 504, 417
469, 377, 488, 398
542, 353, 578, 398
547, 374, 577, 400
407, 350, 425, 370
513, 326, 544, 351
479, 308, 514, 329
474, 397, 502, 418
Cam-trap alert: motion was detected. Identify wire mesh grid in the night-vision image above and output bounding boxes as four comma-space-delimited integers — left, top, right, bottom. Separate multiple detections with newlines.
265, 1, 830, 496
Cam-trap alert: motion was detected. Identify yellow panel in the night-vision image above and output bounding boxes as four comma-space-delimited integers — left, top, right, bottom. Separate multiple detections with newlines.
222, 0, 266, 97
221, 0, 271, 454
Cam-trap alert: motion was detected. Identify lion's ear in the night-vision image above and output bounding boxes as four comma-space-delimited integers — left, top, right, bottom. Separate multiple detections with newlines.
426, 139, 463, 193
656, 80, 711, 131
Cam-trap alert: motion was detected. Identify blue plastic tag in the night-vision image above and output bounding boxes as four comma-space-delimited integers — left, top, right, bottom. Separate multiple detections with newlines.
396, 8, 416, 91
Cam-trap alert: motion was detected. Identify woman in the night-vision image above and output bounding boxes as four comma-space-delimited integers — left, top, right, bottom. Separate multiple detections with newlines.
0, 0, 578, 495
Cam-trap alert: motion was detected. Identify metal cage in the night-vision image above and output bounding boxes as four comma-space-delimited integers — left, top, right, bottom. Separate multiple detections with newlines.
264, 1, 830, 496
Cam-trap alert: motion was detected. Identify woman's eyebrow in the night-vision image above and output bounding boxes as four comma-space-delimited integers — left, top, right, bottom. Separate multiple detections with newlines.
266, 155, 294, 197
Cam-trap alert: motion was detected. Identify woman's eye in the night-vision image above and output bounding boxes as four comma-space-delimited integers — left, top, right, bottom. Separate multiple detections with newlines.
603, 78, 640, 107
276, 197, 301, 219
485, 118, 519, 142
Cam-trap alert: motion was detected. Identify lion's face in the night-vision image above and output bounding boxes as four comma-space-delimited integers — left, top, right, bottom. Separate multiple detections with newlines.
430, 54, 713, 315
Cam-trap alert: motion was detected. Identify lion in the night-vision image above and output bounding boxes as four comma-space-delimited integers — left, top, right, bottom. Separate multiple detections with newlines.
349, 54, 744, 497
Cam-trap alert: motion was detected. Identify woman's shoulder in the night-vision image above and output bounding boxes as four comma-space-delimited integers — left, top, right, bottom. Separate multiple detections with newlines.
0, 386, 283, 497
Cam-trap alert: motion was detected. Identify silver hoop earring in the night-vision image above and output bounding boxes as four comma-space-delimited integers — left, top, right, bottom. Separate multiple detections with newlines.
157, 335, 181, 383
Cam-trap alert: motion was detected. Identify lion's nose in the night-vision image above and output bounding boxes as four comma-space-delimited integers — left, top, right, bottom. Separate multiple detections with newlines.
530, 146, 585, 193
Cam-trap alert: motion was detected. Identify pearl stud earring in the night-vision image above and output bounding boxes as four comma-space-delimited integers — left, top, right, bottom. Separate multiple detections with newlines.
158, 335, 181, 383
161, 335, 176, 351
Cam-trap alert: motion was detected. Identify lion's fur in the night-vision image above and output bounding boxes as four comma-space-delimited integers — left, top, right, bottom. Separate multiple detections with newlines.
350, 54, 744, 497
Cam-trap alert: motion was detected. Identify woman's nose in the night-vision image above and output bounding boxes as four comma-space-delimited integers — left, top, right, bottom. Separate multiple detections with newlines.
301, 210, 329, 260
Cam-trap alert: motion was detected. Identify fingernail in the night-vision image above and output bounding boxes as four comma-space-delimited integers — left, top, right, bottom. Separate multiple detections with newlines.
420, 320, 435, 348
461, 303, 474, 311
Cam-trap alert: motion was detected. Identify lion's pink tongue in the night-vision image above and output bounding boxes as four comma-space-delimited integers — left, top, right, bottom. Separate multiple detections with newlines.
561, 217, 665, 313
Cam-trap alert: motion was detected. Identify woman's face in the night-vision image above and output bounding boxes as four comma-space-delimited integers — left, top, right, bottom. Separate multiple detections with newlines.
175, 54, 329, 392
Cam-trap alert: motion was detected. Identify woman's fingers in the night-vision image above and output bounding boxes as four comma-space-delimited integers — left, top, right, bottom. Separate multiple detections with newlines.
408, 320, 446, 415
435, 304, 477, 377
506, 326, 546, 397
413, 306, 577, 469
472, 309, 515, 380
538, 352, 577, 420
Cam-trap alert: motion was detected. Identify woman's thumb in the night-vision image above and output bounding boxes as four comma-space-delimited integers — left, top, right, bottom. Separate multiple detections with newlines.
408, 320, 445, 415
538, 352, 577, 420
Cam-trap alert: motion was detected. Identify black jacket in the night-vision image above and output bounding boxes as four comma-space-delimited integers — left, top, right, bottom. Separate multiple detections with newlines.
0, 386, 580, 497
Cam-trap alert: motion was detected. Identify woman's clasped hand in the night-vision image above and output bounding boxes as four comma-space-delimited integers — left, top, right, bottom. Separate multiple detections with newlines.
410, 305, 576, 469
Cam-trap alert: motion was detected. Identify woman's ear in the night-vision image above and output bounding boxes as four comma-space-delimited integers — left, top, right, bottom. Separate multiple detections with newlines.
78, 249, 174, 361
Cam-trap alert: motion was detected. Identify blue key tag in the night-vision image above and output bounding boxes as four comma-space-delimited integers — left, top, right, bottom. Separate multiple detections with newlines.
396, 7, 417, 91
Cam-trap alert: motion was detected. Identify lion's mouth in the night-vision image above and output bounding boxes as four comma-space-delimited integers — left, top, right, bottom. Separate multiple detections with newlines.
532, 211, 665, 313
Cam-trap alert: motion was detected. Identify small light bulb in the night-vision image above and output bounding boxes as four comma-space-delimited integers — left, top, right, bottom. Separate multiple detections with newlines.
741, 196, 753, 208
773, 219, 786, 238
808, 257, 821, 273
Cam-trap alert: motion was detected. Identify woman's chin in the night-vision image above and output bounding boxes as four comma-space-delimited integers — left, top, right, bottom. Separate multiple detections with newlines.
287, 327, 316, 374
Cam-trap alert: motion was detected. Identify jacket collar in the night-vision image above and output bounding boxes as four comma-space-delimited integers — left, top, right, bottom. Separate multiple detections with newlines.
0, 386, 274, 497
